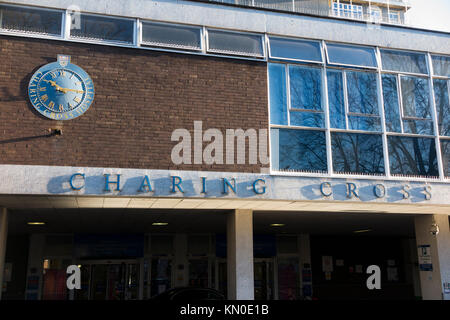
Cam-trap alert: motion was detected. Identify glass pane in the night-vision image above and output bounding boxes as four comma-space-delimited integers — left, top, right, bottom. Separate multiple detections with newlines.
402, 119, 434, 135
441, 140, 450, 177
70, 14, 134, 43
290, 111, 324, 128
141, 22, 201, 50
271, 128, 327, 172
401, 76, 431, 119
331, 133, 385, 175
382, 74, 402, 133
348, 115, 381, 131
327, 70, 346, 129
326, 43, 377, 67
289, 66, 322, 111
269, 37, 322, 62
0, 4, 62, 35
151, 259, 172, 296
208, 29, 263, 57
346, 71, 379, 115
432, 55, 450, 77
388, 136, 438, 177
433, 79, 450, 136
188, 259, 209, 288
381, 50, 427, 74
278, 258, 300, 300
269, 64, 288, 125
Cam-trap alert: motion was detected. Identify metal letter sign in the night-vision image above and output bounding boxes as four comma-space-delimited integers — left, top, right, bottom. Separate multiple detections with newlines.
28, 55, 95, 120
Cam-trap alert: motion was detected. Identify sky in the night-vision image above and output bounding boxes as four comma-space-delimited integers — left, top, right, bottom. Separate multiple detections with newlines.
405, 0, 450, 32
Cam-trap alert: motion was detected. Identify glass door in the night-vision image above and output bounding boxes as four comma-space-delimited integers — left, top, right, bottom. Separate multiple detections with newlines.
150, 258, 172, 297
254, 259, 274, 300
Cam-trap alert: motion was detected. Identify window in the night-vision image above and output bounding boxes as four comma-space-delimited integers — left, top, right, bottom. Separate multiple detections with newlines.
269, 37, 322, 63
400, 76, 433, 135
370, 7, 382, 23
382, 74, 402, 133
381, 50, 428, 74
269, 64, 288, 125
346, 71, 381, 131
328, 70, 381, 132
332, 132, 385, 175
326, 43, 377, 68
388, 136, 438, 177
0, 4, 62, 36
70, 14, 134, 44
389, 11, 400, 24
271, 128, 327, 173
441, 140, 450, 177
434, 79, 450, 137
207, 29, 264, 57
432, 55, 450, 77
332, 2, 363, 19
289, 65, 324, 128
141, 22, 202, 50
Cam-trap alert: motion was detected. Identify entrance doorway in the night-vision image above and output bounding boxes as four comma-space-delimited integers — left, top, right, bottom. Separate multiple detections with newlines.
254, 259, 274, 300
75, 260, 140, 300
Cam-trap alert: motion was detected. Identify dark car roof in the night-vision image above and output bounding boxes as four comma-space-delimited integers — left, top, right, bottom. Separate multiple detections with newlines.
150, 287, 225, 300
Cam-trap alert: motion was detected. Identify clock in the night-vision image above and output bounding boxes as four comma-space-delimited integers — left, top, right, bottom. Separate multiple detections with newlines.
28, 55, 94, 120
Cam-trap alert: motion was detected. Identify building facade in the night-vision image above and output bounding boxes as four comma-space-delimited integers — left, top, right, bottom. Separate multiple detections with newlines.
0, 0, 449, 300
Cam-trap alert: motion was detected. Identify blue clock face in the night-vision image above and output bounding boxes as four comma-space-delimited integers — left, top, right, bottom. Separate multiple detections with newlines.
28, 55, 94, 120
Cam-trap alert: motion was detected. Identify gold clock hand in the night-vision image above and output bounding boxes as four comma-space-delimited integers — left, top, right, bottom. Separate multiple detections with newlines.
42, 79, 64, 92
60, 88, 85, 94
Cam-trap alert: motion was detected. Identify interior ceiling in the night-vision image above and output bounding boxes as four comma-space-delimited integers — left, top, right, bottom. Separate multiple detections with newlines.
7, 208, 416, 237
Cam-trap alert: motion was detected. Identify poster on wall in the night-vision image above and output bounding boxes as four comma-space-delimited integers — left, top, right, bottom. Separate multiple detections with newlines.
418, 245, 433, 271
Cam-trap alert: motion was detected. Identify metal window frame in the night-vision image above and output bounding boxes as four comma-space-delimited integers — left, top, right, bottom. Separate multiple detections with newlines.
0, 2, 64, 38
68, 11, 136, 46
267, 35, 324, 64
140, 20, 203, 52
206, 27, 265, 59
324, 41, 378, 70
379, 48, 429, 75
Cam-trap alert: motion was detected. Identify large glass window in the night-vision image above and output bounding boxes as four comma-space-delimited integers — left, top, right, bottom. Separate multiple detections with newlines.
271, 128, 327, 172
269, 64, 288, 125
381, 50, 428, 74
332, 133, 385, 175
328, 70, 381, 132
388, 136, 438, 177
141, 22, 202, 50
207, 29, 264, 57
0, 4, 62, 36
269, 37, 322, 62
441, 140, 450, 177
382, 74, 402, 132
326, 43, 377, 68
432, 55, 450, 77
433, 79, 450, 137
70, 14, 134, 44
289, 65, 324, 128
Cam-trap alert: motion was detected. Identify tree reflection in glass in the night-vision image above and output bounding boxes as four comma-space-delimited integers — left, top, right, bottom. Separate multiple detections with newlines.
271, 128, 327, 172
388, 136, 438, 177
382, 74, 402, 132
433, 79, 450, 137
331, 133, 384, 174
441, 140, 450, 177
327, 70, 346, 129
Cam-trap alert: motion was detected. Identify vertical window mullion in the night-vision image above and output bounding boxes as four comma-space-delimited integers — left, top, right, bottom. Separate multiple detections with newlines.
427, 53, 445, 179
322, 59, 333, 175
286, 64, 291, 126
377, 67, 391, 178
397, 74, 405, 133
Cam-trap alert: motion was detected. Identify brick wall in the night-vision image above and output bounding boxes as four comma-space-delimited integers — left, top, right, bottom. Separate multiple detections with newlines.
0, 35, 268, 172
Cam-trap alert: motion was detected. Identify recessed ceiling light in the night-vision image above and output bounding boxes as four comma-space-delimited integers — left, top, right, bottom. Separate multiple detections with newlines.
27, 222, 46, 225
353, 229, 372, 233
270, 223, 285, 227
152, 222, 169, 226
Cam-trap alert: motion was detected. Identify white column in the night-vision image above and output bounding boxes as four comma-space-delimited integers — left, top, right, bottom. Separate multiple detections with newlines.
414, 214, 450, 300
227, 209, 254, 300
0, 208, 8, 300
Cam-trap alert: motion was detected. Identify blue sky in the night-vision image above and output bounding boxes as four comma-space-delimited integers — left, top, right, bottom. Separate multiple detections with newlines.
406, 0, 450, 32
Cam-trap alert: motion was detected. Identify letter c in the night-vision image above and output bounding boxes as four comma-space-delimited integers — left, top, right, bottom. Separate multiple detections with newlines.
70, 173, 85, 190
320, 182, 332, 197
